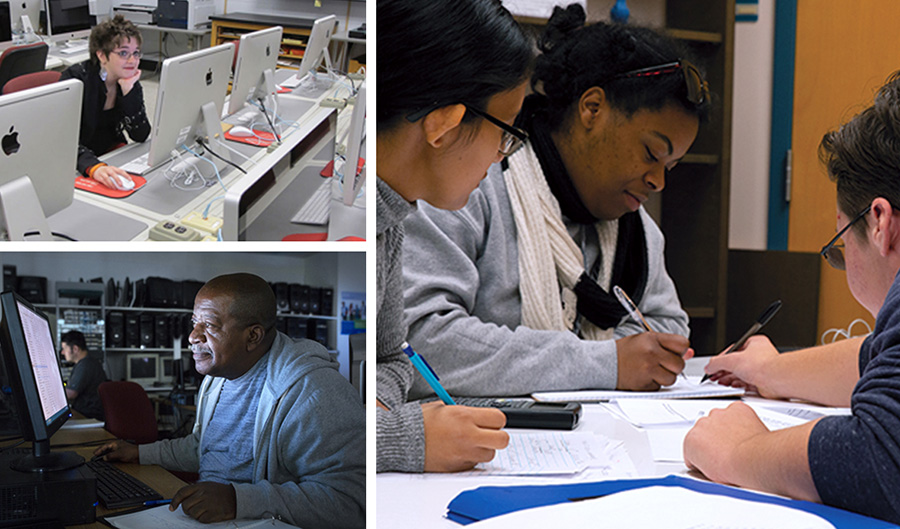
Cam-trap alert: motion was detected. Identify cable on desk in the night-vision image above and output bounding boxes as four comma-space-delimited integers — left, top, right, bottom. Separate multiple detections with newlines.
257, 97, 282, 143
197, 138, 246, 174
180, 144, 226, 192
22, 231, 78, 241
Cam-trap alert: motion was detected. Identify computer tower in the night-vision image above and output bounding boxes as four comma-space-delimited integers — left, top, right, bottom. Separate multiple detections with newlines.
289, 283, 303, 313
0, 451, 96, 526
320, 288, 334, 316
309, 287, 321, 315
299, 285, 311, 314
146, 277, 176, 308
107, 311, 125, 348
140, 313, 155, 348
276, 317, 288, 336
2, 265, 15, 293
274, 282, 290, 313
155, 314, 171, 348
16, 276, 46, 304
180, 280, 204, 309
309, 320, 328, 348
125, 313, 141, 348
287, 317, 306, 340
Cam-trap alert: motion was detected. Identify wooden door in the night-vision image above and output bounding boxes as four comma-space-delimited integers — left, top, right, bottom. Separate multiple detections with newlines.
790, 0, 900, 338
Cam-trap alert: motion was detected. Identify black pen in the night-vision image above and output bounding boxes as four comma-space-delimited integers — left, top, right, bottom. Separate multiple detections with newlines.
701, 299, 783, 383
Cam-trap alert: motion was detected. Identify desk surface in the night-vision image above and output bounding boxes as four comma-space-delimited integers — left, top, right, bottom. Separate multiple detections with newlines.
375, 358, 792, 528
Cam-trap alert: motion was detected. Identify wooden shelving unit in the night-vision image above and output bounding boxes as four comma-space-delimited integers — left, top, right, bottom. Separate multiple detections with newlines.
210, 13, 319, 70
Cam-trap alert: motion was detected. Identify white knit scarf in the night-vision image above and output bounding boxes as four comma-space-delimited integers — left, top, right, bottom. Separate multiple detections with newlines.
503, 143, 618, 341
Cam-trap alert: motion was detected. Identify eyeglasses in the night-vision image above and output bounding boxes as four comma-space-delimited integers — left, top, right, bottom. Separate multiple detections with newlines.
820, 205, 871, 270
111, 49, 142, 60
613, 60, 709, 105
463, 105, 528, 156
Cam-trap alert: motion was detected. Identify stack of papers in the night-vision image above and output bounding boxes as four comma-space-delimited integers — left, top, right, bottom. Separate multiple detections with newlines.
532, 375, 745, 402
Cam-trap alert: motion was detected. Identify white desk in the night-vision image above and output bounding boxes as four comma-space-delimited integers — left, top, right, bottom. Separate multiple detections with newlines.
375, 358, 788, 528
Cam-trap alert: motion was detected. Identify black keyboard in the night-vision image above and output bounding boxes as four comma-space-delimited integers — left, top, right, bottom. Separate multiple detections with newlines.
86, 459, 163, 509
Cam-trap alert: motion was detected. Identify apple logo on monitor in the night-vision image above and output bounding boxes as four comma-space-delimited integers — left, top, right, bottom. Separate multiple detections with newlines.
205, 68, 212, 86
2, 126, 19, 156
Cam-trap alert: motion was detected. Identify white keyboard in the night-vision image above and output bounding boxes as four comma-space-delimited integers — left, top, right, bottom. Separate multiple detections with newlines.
58, 42, 88, 55
280, 74, 302, 89
291, 181, 332, 225
120, 152, 151, 175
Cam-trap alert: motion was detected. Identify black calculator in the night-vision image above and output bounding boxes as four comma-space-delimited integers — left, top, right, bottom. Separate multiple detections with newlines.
454, 397, 582, 430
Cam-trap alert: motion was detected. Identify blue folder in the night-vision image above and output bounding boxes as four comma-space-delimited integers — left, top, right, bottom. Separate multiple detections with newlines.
446, 475, 899, 528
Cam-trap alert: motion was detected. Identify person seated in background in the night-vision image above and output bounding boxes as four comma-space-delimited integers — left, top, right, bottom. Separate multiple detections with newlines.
684, 71, 900, 525
95, 273, 365, 528
60, 14, 149, 191
60, 330, 106, 420
401, 4, 708, 400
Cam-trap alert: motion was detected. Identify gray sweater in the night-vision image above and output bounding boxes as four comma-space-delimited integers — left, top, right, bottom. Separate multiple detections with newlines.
375, 177, 426, 473
140, 332, 365, 528
402, 163, 689, 399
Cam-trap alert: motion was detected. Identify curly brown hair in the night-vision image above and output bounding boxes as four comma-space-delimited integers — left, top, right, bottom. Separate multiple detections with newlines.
89, 14, 142, 66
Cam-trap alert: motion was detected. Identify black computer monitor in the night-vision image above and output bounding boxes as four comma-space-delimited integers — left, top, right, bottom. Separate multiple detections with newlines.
43, 0, 94, 42
0, 290, 83, 472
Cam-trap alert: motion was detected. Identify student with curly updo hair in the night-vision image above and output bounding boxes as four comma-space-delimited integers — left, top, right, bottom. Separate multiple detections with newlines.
60, 14, 149, 190
377, 0, 532, 473
402, 4, 710, 399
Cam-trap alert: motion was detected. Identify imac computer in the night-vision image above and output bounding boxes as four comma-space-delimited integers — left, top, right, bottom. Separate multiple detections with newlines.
0, 290, 82, 472
293, 14, 337, 88
43, 0, 94, 43
226, 26, 283, 117
126, 352, 159, 387
341, 81, 365, 206
141, 42, 234, 172
0, 79, 82, 241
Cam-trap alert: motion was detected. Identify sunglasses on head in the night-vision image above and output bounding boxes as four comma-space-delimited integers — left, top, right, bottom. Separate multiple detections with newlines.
612, 59, 709, 105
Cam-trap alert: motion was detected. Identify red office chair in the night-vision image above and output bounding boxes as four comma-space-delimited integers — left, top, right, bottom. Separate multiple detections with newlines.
98, 381, 158, 444
0, 42, 50, 93
2, 70, 61, 94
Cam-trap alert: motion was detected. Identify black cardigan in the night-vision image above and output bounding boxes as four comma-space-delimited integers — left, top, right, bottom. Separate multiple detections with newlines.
59, 61, 151, 176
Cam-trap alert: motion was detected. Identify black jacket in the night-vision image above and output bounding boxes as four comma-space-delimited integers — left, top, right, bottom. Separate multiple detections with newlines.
59, 61, 151, 176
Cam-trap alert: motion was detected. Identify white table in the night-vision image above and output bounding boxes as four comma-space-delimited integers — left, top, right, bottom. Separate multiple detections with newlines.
376, 359, 712, 528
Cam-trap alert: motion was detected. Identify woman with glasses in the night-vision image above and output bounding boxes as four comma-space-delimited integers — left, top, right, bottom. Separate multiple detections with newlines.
376, 0, 532, 473
684, 71, 900, 525
402, 4, 708, 400
60, 14, 149, 190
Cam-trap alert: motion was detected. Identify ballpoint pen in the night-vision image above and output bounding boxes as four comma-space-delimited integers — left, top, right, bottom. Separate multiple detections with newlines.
144, 499, 172, 507
700, 299, 782, 383
613, 285, 687, 381
401, 342, 456, 405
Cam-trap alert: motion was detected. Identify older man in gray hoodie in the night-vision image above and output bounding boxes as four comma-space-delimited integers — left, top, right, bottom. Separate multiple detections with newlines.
96, 273, 365, 528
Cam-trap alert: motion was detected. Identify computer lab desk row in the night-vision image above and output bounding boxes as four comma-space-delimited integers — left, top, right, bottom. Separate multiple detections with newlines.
0, 422, 187, 529
44, 69, 365, 241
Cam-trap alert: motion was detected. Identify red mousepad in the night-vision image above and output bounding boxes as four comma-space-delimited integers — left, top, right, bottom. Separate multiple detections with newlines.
224, 129, 276, 147
75, 175, 146, 198
320, 157, 366, 178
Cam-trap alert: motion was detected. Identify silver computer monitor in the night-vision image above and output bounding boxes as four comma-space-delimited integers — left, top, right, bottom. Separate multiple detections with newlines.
42, 0, 94, 43
296, 14, 337, 81
227, 26, 283, 117
148, 42, 234, 169
342, 81, 365, 206
0, 79, 81, 240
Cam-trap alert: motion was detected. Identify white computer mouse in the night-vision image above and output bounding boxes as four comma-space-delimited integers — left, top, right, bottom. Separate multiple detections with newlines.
230, 125, 254, 138
113, 174, 135, 191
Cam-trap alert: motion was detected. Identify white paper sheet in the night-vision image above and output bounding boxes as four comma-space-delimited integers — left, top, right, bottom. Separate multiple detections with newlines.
501, 0, 586, 19
463, 432, 635, 476
467, 485, 836, 529
532, 376, 745, 402
104, 505, 299, 529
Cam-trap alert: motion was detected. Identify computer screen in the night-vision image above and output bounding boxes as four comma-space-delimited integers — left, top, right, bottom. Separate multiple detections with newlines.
0, 79, 81, 240
227, 25, 283, 117
43, 0, 94, 41
0, 290, 83, 472
296, 14, 337, 82
147, 42, 234, 169
126, 352, 158, 387
341, 81, 365, 206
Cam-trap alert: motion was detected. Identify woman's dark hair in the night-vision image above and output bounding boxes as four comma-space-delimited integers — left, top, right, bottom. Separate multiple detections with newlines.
819, 70, 900, 236
89, 14, 142, 66
533, 4, 709, 131
377, 0, 533, 132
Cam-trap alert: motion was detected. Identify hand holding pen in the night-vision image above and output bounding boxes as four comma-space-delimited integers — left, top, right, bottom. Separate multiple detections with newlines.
613, 286, 693, 388
700, 299, 782, 383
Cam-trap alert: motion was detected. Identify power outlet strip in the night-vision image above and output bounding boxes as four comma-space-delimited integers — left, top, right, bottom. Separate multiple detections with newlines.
347, 72, 365, 81
320, 97, 347, 109
148, 220, 202, 241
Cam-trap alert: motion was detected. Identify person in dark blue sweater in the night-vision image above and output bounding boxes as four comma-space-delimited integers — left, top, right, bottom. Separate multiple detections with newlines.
683, 71, 900, 524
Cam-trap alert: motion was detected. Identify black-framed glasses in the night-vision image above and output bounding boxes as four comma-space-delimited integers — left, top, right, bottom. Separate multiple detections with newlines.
463, 105, 528, 156
820, 205, 871, 270
613, 60, 709, 105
